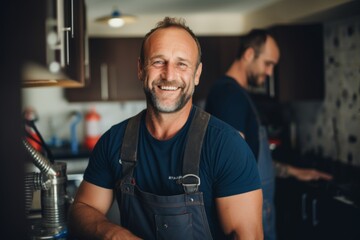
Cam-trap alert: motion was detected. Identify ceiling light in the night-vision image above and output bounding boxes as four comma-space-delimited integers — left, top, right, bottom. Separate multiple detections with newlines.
95, 9, 136, 28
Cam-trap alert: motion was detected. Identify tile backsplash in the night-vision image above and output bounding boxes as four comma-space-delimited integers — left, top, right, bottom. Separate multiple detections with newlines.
294, 14, 360, 166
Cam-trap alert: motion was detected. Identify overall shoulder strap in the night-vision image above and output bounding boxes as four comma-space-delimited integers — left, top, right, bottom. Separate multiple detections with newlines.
120, 110, 144, 180
180, 106, 210, 193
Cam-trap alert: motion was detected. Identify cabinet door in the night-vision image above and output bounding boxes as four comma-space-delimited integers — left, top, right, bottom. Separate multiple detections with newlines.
65, 38, 144, 102
63, 0, 86, 86
22, 0, 86, 87
194, 36, 239, 103
276, 178, 360, 240
269, 24, 324, 102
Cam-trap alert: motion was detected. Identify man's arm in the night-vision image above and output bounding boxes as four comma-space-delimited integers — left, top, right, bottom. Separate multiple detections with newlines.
68, 180, 142, 240
274, 161, 333, 181
216, 189, 263, 240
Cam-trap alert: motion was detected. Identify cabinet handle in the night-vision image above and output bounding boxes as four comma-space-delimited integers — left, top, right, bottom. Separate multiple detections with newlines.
57, 0, 65, 67
100, 63, 109, 100
84, 31, 90, 80
70, 0, 74, 38
64, 27, 70, 65
312, 198, 319, 226
301, 193, 307, 220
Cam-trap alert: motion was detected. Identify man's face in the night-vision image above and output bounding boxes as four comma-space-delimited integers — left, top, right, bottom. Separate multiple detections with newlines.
247, 37, 280, 87
139, 27, 202, 113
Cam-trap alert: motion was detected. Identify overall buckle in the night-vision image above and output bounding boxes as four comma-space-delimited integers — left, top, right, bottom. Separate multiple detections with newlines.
180, 174, 201, 193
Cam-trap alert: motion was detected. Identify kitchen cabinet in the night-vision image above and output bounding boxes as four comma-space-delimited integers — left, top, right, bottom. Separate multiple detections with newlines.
269, 24, 324, 102
198, 25, 325, 103
65, 36, 239, 102
65, 38, 144, 101
276, 178, 360, 240
65, 25, 324, 102
194, 36, 240, 102
23, 0, 87, 87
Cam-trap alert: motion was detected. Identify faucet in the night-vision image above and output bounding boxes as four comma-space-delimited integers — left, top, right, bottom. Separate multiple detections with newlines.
23, 138, 70, 239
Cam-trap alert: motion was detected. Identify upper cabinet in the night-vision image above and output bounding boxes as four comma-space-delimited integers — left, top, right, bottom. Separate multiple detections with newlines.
194, 36, 240, 102
269, 24, 324, 102
65, 24, 324, 102
23, 0, 87, 87
65, 38, 144, 101
196, 26, 324, 103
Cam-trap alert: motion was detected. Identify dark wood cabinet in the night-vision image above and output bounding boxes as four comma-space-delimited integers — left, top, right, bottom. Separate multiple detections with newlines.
65, 25, 324, 102
196, 25, 325, 103
269, 24, 324, 102
23, 0, 87, 87
276, 178, 360, 240
65, 38, 144, 101
194, 36, 240, 102
65, 36, 239, 102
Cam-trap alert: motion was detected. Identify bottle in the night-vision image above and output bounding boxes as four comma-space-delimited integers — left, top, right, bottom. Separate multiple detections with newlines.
84, 107, 101, 150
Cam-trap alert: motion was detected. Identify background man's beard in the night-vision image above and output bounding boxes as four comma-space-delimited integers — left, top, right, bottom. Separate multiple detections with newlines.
143, 87, 192, 113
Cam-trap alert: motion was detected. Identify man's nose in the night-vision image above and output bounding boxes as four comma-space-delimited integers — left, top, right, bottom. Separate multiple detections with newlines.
161, 63, 176, 80
266, 66, 274, 76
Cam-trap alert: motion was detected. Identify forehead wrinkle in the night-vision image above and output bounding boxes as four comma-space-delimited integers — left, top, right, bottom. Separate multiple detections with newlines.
147, 28, 198, 63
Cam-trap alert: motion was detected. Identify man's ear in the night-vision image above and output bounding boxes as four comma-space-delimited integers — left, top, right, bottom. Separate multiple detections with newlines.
244, 48, 255, 62
137, 58, 143, 81
194, 62, 202, 86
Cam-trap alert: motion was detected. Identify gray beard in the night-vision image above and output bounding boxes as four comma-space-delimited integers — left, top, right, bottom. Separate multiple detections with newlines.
143, 87, 192, 113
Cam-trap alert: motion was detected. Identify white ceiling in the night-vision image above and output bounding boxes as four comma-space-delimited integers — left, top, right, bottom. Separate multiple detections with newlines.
85, 0, 354, 37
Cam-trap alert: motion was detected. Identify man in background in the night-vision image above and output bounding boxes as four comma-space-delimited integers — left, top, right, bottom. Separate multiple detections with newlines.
205, 29, 332, 240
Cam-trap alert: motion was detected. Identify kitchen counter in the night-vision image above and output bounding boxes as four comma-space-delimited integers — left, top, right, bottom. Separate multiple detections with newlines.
275, 153, 360, 240
49, 145, 92, 160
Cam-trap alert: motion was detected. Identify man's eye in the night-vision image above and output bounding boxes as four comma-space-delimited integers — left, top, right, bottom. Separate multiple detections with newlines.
178, 62, 188, 68
265, 62, 274, 67
152, 60, 164, 66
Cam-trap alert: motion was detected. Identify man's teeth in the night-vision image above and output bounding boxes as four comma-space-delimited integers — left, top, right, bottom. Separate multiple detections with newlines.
160, 86, 178, 90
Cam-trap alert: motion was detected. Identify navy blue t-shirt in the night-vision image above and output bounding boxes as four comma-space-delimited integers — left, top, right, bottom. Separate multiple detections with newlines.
205, 76, 260, 159
84, 106, 261, 239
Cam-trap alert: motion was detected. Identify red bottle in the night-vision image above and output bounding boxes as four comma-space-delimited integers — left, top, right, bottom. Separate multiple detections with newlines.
84, 108, 101, 150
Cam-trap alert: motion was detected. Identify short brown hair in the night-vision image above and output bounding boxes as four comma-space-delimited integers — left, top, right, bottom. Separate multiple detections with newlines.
236, 29, 272, 59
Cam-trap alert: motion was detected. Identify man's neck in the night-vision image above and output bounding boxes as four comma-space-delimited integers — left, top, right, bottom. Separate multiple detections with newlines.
145, 104, 192, 140
226, 59, 248, 89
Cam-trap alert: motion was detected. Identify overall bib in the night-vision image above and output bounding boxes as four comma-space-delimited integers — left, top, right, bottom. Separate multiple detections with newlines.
246, 94, 277, 240
115, 107, 213, 240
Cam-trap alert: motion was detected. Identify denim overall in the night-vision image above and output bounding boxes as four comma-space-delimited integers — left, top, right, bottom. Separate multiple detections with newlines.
245, 94, 277, 240
258, 126, 276, 240
115, 107, 213, 240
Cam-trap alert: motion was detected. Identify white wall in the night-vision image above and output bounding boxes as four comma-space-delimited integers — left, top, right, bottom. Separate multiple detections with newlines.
22, 87, 146, 147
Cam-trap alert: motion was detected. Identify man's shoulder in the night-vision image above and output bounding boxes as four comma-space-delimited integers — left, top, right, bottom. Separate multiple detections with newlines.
103, 114, 138, 141
208, 76, 247, 99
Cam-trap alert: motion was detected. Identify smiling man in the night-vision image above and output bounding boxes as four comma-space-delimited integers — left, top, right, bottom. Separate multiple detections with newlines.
68, 17, 263, 240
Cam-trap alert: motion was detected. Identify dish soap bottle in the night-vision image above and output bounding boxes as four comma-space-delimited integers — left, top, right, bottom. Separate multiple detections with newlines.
84, 107, 101, 150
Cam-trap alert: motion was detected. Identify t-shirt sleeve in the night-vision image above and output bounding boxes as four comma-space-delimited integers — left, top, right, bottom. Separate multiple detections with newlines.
212, 130, 261, 197
83, 129, 120, 189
